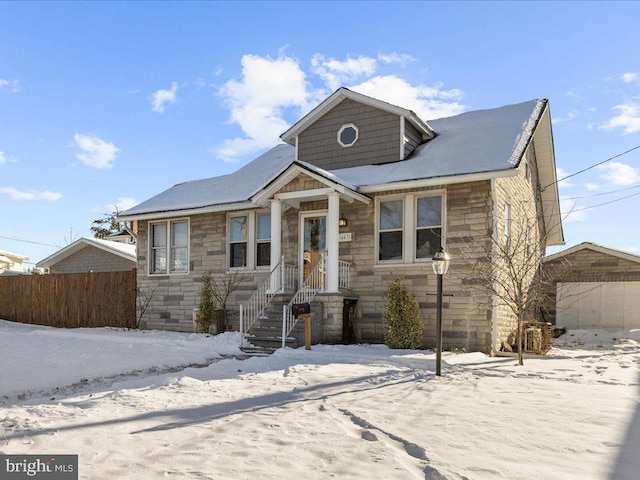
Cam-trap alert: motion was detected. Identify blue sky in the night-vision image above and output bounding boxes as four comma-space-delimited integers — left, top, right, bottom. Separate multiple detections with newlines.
1, 1, 639, 268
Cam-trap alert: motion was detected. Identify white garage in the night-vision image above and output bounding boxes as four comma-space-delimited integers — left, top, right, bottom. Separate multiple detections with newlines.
557, 282, 640, 331
545, 242, 640, 331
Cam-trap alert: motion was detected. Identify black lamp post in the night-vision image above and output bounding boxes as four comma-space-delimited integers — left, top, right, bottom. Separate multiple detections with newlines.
432, 247, 450, 377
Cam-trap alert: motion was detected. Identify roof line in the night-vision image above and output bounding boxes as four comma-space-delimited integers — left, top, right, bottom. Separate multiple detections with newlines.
36, 237, 136, 268
117, 202, 255, 222
280, 87, 435, 145
544, 241, 640, 264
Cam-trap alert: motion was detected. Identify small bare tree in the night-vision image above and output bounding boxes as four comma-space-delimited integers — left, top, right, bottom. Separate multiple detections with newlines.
209, 271, 246, 331
136, 283, 158, 328
455, 215, 569, 365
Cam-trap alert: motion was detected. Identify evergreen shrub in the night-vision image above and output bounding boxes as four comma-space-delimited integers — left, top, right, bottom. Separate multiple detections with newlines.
382, 279, 424, 349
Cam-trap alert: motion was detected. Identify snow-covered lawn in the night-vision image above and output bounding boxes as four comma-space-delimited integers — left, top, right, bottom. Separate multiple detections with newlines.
1, 320, 638, 479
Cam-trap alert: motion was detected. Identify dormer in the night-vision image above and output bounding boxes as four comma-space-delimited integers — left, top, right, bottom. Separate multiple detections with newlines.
280, 88, 435, 170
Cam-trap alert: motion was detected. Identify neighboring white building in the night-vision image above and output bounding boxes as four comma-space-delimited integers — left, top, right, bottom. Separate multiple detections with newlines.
0, 249, 29, 275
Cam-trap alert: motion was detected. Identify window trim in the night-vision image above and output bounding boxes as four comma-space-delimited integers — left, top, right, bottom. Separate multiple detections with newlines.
375, 190, 446, 266
148, 218, 190, 276
255, 212, 272, 268
227, 210, 271, 271
414, 193, 445, 262
377, 196, 405, 263
337, 123, 359, 148
229, 213, 249, 270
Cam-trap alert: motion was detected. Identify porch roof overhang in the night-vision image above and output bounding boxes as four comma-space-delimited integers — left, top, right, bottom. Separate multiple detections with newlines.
250, 161, 371, 207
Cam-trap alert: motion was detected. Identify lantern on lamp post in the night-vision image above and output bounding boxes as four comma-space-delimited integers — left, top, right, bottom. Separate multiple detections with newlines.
432, 247, 450, 377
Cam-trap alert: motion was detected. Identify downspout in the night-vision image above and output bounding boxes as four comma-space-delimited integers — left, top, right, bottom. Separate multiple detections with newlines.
490, 178, 499, 356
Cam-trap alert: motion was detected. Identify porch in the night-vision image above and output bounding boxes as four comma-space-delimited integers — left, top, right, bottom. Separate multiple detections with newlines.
240, 166, 370, 349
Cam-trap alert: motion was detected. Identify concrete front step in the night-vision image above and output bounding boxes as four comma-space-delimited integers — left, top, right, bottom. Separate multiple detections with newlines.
245, 334, 298, 350
239, 345, 276, 356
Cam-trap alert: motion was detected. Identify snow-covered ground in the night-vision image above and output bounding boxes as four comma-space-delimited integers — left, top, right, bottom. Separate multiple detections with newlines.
0, 319, 638, 479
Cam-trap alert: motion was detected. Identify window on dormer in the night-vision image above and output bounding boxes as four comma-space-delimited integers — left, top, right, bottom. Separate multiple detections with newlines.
338, 123, 358, 147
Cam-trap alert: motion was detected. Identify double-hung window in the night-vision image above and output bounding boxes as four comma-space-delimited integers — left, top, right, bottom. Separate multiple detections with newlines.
377, 192, 445, 264
229, 215, 248, 268
150, 219, 189, 274
416, 195, 443, 259
256, 213, 271, 267
379, 199, 404, 261
229, 212, 271, 269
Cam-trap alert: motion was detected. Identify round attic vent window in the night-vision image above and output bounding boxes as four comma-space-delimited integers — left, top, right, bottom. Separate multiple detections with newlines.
338, 123, 358, 147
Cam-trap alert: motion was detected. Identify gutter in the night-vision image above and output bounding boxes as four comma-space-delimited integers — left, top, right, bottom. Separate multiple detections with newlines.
359, 168, 518, 194
117, 202, 253, 222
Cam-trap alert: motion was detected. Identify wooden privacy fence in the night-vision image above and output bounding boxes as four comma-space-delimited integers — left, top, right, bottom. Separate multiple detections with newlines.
0, 270, 137, 329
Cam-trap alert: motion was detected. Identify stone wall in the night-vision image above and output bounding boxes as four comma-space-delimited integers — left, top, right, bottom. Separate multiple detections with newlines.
135, 165, 547, 354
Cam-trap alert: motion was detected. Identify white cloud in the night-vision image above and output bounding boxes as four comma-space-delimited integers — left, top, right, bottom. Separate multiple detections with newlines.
0, 187, 61, 201
600, 103, 640, 134
555, 167, 574, 188
73, 133, 120, 169
597, 161, 640, 186
377, 51, 417, 66
216, 54, 309, 162
151, 82, 178, 113
586, 182, 600, 191
112, 197, 138, 212
0, 151, 6, 165
623, 246, 640, 255
311, 54, 379, 91
350, 75, 464, 120
560, 198, 587, 223
552, 110, 579, 124
0, 78, 21, 93
215, 52, 465, 161
621, 72, 639, 83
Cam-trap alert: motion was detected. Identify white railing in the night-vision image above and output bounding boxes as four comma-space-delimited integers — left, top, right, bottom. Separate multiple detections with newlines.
239, 256, 296, 335
338, 259, 351, 290
281, 254, 326, 348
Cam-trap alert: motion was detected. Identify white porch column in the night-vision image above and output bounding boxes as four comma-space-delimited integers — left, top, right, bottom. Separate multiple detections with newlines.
326, 192, 340, 292
270, 198, 282, 290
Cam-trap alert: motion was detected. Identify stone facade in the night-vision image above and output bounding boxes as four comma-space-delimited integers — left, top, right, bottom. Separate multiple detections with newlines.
136, 174, 527, 353
130, 95, 558, 354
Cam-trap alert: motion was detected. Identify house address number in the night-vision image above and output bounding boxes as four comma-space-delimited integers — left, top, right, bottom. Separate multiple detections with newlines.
339, 233, 352, 242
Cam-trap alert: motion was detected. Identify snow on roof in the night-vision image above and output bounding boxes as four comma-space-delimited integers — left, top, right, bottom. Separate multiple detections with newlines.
37, 237, 137, 268
334, 99, 544, 188
120, 99, 546, 219
0, 249, 29, 261
121, 144, 295, 218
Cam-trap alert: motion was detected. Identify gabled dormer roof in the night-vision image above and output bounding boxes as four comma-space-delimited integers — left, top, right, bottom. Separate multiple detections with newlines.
279, 87, 436, 145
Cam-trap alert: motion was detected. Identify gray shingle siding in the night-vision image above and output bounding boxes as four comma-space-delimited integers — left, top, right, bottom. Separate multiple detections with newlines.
298, 99, 401, 169
403, 121, 422, 158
